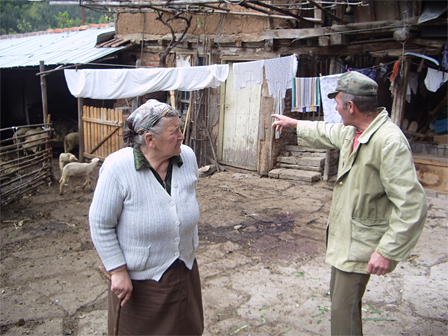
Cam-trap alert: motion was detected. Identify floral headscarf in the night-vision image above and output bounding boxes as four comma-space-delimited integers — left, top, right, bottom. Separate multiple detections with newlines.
122, 99, 178, 147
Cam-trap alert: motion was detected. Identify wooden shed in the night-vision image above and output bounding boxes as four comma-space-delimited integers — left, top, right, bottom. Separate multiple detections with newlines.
0, 25, 129, 203
70, 0, 447, 190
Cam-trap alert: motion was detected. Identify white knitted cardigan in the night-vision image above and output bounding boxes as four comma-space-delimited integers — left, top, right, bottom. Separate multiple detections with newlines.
89, 144, 199, 282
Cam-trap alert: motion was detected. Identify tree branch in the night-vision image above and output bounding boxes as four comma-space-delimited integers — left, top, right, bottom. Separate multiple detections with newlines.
156, 10, 192, 67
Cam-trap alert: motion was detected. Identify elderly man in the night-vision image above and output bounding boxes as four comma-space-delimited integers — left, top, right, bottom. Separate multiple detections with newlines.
272, 71, 427, 335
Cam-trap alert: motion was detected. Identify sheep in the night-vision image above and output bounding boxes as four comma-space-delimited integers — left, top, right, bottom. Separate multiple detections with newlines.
59, 152, 78, 173
59, 158, 100, 195
64, 132, 79, 153
22, 127, 47, 155
12, 127, 31, 146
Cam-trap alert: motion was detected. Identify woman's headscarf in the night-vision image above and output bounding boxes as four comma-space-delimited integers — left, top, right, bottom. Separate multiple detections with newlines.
122, 99, 178, 147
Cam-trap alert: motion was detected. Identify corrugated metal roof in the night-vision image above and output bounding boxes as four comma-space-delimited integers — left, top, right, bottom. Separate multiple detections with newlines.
0, 26, 125, 68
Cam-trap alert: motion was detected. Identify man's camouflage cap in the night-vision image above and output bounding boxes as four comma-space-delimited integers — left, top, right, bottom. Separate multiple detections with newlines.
327, 71, 378, 99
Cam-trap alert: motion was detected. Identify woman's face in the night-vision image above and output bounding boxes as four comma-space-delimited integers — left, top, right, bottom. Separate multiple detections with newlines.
154, 117, 184, 157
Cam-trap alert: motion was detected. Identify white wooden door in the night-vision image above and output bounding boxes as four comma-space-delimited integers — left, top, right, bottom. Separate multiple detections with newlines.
221, 63, 261, 169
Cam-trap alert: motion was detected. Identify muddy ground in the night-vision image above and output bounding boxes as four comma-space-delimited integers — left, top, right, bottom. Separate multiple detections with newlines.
1, 160, 447, 336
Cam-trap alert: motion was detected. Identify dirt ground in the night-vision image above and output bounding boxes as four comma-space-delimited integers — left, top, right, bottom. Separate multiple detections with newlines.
1, 159, 447, 336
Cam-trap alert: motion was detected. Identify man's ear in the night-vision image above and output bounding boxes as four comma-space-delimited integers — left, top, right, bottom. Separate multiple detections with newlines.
348, 101, 355, 114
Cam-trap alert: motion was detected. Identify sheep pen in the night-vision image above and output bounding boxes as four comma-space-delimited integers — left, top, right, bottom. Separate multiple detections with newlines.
0, 124, 53, 205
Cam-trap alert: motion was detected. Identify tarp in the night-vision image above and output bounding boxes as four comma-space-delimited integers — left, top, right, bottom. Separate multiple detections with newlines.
64, 64, 229, 99
418, 1, 448, 24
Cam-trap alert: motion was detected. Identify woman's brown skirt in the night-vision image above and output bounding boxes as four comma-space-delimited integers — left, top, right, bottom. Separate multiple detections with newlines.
108, 259, 204, 336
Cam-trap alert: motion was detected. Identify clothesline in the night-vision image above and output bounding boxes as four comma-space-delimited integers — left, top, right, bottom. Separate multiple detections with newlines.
335, 59, 397, 72
336, 59, 445, 77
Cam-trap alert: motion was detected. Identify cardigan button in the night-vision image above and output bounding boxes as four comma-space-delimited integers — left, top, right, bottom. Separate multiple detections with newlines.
339, 181, 343, 186
170, 201, 175, 206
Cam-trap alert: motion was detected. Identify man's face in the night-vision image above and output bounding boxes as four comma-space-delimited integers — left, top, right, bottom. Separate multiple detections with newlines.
335, 92, 352, 126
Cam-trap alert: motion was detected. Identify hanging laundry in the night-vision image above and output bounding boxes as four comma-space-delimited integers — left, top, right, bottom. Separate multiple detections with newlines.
264, 55, 298, 99
291, 77, 320, 112
409, 72, 419, 95
406, 72, 419, 103
378, 63, 388, 78
319, 74, 343, 124
389, 60, 402, 94
424, 67, 448, 92
176, 55, 191, 68
64, 65, 229, 99
442, 43, 448, 71
345, 67, 377, 80
233, 60, 265, 90
389, 60, 401, 83
275, 90, 285, 139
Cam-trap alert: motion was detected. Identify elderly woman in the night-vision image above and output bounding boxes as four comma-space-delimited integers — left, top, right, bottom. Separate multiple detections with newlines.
89, 100, 203, 335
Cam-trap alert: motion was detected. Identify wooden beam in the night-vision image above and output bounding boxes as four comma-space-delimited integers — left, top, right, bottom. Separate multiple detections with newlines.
118, 19, 415, 44
308, 0, 347, 24
391, 57, 411, 127
81, 117, 123, 127
89, 127, 120, 155
249, 0, 316, 23
239, 1, 273, 16
39, 61, 49, 127
403, 129, 431, 139
78, 98, 85, 162
201, 3, 229, 11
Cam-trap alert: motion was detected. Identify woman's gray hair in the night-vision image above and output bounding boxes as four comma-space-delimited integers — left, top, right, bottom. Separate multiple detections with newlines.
341, 92, 378, 114
123, 99, 180, 147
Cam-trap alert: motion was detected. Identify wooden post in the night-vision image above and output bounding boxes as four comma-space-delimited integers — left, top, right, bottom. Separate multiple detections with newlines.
39, 61, 49, 126
391, 57, 411, 127
184, 92, 194, 147
131, 59, 142, 112
39, 61, 55, 181
78, 97, 85, 162
23, 77, 30, 125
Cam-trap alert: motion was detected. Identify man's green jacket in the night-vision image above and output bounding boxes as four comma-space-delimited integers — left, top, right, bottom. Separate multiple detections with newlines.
295, 108, 427, 274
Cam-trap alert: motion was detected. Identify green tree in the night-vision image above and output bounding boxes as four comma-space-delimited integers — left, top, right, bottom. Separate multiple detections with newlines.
0, 0, 114, 35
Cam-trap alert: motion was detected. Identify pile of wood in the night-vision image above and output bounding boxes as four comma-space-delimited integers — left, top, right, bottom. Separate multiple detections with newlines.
269, 145, 338, 184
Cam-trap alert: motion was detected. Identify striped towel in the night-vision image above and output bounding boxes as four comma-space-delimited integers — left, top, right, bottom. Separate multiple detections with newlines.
291, 77, 320, 112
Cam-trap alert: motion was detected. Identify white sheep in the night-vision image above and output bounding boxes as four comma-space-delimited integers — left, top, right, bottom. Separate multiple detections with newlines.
64, 132, 79, 153
59, 158, 100, 195
12, 127, 31, 145
59, 152, 78, 173
23, 127, 47, 155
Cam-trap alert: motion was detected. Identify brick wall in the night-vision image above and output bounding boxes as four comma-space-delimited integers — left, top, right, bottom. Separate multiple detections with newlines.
141, 53, 161, 67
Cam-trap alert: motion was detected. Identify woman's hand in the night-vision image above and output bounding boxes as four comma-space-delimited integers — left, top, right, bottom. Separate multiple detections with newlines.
110, 265, 133, 306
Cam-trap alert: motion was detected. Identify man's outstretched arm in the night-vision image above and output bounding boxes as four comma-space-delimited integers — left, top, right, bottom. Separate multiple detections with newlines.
271, 114, 299, 132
